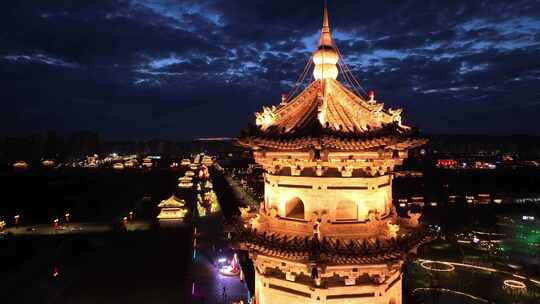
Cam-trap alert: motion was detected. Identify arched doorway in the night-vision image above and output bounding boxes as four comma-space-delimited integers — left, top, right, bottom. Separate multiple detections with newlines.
285, 197, 305, 220
335, 200, 357, 221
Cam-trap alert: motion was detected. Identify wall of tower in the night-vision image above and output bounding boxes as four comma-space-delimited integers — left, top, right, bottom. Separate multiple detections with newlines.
264, 173, 393, 222
253, 257, 403, 304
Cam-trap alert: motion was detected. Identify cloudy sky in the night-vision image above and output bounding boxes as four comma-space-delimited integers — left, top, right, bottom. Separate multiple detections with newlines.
1, 0, 539, 140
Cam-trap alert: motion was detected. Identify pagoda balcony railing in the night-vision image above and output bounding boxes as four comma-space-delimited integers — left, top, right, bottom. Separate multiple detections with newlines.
261, 269, 383, 291
256, 215, 393, 239
280, 216, 309, 223
264, 216, 311, 235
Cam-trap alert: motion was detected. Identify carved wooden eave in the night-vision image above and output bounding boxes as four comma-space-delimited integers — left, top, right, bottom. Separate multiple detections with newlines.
239, 226, 427, 266
237, 135, 426, 152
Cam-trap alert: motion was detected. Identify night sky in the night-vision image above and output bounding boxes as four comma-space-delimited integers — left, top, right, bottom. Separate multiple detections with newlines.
1, 0, 539, 140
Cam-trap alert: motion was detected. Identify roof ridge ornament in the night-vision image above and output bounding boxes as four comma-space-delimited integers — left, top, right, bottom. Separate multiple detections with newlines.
255, 105, 278, 130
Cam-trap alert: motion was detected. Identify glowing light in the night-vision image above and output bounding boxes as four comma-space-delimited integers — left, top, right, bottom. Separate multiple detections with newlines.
412, 288, 488, 303
219, 265, 240, 276
503, 279, 526, 289
418, 259, 540, 287
420, 261, 455, 272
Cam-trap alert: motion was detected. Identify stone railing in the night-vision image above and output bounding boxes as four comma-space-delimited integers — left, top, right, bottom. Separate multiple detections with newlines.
261, 216, 311, 235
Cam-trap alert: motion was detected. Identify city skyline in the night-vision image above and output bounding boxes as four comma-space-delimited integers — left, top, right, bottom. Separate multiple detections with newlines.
1, 0, 540, 140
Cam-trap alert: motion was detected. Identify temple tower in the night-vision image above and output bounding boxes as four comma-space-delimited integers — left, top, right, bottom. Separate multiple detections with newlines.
238, 3, 427, 303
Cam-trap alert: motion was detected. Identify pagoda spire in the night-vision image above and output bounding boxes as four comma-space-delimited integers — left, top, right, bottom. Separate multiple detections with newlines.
323, 0, 329, 29
319, 0, 333, 47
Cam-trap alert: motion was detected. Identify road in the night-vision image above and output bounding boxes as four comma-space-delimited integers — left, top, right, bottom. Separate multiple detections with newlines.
224, 175, 259, 209
1, 220, 151, 236
190, 214, 249, 303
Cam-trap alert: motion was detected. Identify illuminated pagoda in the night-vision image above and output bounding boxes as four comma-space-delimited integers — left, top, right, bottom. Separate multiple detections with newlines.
157, 195, 187, 221
237, 3, 427, 304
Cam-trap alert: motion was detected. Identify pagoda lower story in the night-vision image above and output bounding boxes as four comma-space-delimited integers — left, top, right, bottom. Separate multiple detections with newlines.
237, 147, 426, 304
239, 171, 425, 303
252, 257, 403, 303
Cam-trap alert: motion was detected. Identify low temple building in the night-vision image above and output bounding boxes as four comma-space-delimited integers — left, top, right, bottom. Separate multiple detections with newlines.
237, 3, 427, 304
178, 175, 194, 189
157, 195, 187, 222
13, 161, 29, 169
42, 160, 55, 167
202, 155, 214, 166
142, 157, 153, 168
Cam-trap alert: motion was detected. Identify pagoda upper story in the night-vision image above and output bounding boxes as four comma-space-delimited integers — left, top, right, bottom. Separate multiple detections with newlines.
238, 5, 425, 153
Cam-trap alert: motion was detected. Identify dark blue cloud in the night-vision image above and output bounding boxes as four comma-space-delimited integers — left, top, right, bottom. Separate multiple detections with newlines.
1, 0, 539, 139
